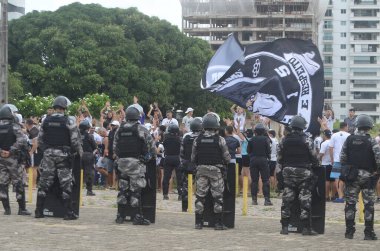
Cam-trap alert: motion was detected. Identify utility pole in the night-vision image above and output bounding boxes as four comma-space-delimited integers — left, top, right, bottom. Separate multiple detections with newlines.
0, 0, 8, 105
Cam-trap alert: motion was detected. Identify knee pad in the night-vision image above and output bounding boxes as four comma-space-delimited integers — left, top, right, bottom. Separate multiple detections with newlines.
119, 179, 130, 190
62, 191, 72, 200
117, 193, 128, 205
0, 185, 8, 199
345, 203, 356, 220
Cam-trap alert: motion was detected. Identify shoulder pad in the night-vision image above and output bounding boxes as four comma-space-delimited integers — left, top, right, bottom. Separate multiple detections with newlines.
68, 116, 76, 125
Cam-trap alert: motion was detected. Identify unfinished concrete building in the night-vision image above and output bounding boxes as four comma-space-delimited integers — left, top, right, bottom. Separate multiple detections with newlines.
180, 0, 328, 50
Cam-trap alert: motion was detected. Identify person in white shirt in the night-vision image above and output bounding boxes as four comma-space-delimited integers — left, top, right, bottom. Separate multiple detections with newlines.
181, 108, 194, 133
268, 129, 278, 190
230, 104, 246, 132
161, 110, 179, 127
319, 130, 336, 201
324, 108, 334, 131
329, 122, 350, 203
313, 133, 323, 155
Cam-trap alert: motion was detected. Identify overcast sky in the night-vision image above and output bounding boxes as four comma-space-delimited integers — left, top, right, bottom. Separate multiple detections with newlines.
25, 0, 182, 28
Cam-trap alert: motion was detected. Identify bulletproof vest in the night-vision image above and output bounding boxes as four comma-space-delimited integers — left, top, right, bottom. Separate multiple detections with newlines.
196, 134, 223, 165
42, 115, 70, 147
249, 136, 269, 158
81, 131, 93, 153
347, 134, 375, 171
281, 132, 311, 166
0, 123, 16, 151
164, 134, 181, 156
117, 124, 145, 158
183, 134, 197, 161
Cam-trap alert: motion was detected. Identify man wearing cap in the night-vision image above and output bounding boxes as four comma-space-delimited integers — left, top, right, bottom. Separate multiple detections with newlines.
182, 108, 194, 133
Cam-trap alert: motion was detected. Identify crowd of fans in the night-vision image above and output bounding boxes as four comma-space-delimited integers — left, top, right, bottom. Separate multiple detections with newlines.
12, 98, 380, 205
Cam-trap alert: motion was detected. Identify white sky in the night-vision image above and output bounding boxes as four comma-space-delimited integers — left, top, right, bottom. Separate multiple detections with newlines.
25, 0, 182, 28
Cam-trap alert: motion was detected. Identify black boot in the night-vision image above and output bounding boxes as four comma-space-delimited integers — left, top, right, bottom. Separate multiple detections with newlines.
345, 219, 355, 239
280, 218, 289, 235
214, 213, 228, 230
86, 190, 96, 196
17, 191, 31, 216
34, 194, 45, 218
1, 198, 11, 215
264, 197, 273, 206
301, 219, 318, 236
132, 213, 150, 225
364, 221, 377, 240
63, 199, 78, 220
195, 213, 203, 230
115, 204, 126, 224
252, 196, 258, 205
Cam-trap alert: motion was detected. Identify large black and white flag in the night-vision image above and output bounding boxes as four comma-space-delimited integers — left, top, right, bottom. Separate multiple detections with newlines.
201, 35, 324, 134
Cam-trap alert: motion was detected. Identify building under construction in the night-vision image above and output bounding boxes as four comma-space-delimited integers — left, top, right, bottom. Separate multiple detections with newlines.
180, 0, 328, 49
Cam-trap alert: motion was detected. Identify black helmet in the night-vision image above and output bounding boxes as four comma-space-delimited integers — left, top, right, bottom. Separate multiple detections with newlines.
190, 117, 203, 132
290, 115, 307, 130
125, 106, 140, 121
202, 113, 220, 129
0, 106, 14, 120
167, 124, 179, 134
53, 96, 70, 109
355, 114, 373, 130
254, 123, 267, 134
79, 120, 91, 131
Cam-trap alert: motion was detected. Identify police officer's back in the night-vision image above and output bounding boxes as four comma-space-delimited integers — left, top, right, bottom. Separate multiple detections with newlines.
247, 123, 272, 206
79, 120, 97, 196
162, 124, 181, 200
278, 115, 318, 235
340, 114, 380, 240
180, 117, 203, 211
35, 96, 83, 220
0, 105, 30, 216
113, 106, 156, 225
191, 113, 231, 230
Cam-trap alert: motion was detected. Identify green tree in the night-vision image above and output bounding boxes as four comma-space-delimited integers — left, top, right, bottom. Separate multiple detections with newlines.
8, 3, 229, 116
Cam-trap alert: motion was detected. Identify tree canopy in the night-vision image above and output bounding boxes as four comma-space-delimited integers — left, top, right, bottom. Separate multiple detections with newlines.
8, 3, 231, 116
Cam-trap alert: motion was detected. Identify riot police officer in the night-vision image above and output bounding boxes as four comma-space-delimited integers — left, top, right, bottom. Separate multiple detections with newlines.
340, 114, 380, 240
180, 117, 203, 211
35, 96, 83, 220
79, 120, 97, 196
278, 115, 319, 235
247, 123, 272, 206
162, 124, 182, 200
0, 105, 31, 216
113, 106, 156, 225
191, 113, 231, 230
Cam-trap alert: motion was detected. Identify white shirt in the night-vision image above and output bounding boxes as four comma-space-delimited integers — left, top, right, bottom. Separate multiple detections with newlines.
161, 118, 179, 127
329, 131, 350, 162
233, 112, 246, 131
182, 116, 193, 132
270, 137, 278, 161
319, 140, 332, 166
92, 132, 102, 144
314, 136, 322, 153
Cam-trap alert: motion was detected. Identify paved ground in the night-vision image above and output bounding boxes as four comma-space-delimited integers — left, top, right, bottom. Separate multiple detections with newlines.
1, 189, 379, 250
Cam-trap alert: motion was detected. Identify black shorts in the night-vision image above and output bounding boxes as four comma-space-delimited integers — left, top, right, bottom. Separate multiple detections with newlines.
236, 157, 242, 175
323, 165, 335, 182
242, 155, 250, 168
269, 161, 276, 177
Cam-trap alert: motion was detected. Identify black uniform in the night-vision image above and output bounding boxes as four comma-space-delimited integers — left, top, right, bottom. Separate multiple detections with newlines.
80, 130, 97, 193
247, 135, 271, 201
163, 133, 182, 197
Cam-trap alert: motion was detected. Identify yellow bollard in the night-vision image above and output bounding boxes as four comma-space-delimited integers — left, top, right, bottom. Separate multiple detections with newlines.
242, 176, 248, 216
235, 163, 239, 197
27, 167, 33, 203
358, 192, 364, 223
79, 169, 84, 207
188, 174, 193, 213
